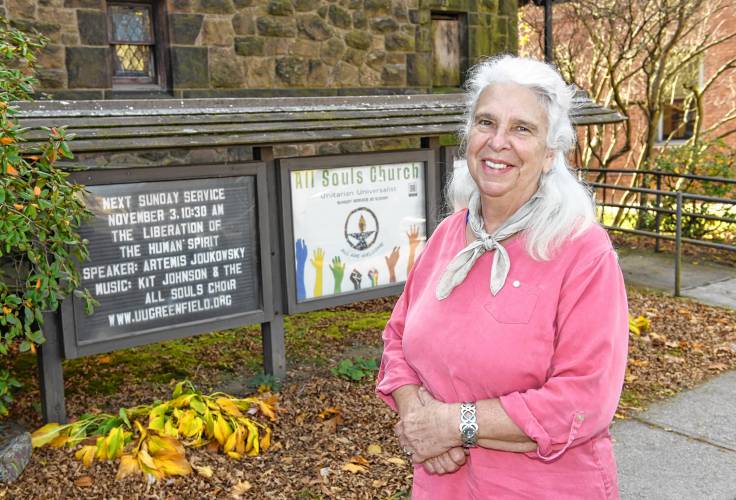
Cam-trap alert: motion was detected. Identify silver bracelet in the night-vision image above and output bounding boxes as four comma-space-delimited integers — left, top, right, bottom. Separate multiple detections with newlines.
459, 402, 478, 448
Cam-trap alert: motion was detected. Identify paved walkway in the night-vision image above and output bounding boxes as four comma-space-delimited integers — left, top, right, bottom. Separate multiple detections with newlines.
613, 248, 736, 499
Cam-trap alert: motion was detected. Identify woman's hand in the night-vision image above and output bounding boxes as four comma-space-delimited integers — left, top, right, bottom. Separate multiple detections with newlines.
421, 447, 467, 475
395, 387, 461, 463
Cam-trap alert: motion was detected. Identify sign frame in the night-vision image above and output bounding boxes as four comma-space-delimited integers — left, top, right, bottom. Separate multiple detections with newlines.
62, 162, 273, 358
279, 149, 439, 314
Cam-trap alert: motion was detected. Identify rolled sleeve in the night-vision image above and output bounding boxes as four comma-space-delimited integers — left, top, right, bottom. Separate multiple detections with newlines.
376, 290, 421, 411
499, 248, 629, 461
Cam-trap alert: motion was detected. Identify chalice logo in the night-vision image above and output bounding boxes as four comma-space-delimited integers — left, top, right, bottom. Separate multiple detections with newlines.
345, 207, 379, 251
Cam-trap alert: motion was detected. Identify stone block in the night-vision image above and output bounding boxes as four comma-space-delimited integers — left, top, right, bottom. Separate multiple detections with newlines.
170, 13, 203, 44
297, 13, 332, 41
263, 37, 290, 55
36, 69, 66, 89
199, 0, 234, 14
293, 0, 320, 11
233, 0, 252, 6
385, 52, 404, 64
406, 52, 430, 86
66, 46, 109, 88
77, 9, 108, 45
36, 43, 64, 70
256, 15, 297, 37
318, 143, 341, 155
415, 26, 431, 52
37, 6, 74, 26
7, 0, 35, 16
38, 0, 65, 7
370, 16, 397, 33
244, 57, 274, 87
359, 67, 381, 86
171, 46, 208, 88
332, 60, 358, 86
499, 0, 516, 17
363, 0, 389, 14
290, 38, 320, 57
344, 30, 371, 50
306, 58, 327, 85
381, 63, 404, 85
346, 0, 361, 9
424, 0, 468, 10
328, 5, 351, 29
172, 0, 193, 11
234, 36, 263, 56
201, 18, 234, 46
320, 37, 345, 65
60, 31, 79, 45
62, 0, 100, 7
392, 3, 407, 21
385, 32, 412, 51
468, 12, 479, 26
352, 10, 366, 29
275, 56, 308, 85
209, 48, 245, 87
267, 0, 293, 16
342, 47, 365, 67
10, 19, 59, 37
0, 422, 31, 484
365, 49, 385, 71
232, 12, 255, 35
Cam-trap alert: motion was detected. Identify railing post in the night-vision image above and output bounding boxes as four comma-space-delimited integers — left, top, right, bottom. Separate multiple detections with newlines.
674, 191, 683, 297
654, 169, 662, 252
601, 169, 607, 224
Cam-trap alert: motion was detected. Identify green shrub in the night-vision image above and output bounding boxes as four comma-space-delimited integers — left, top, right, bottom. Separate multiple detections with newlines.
0, 17, 94, 416
330, 357, 378, 382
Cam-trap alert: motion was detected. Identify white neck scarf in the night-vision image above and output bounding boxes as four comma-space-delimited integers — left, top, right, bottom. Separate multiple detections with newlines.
436, 190, 541, 299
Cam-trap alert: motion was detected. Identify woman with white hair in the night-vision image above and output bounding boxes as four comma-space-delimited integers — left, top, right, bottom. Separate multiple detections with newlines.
376, 55, 628, 498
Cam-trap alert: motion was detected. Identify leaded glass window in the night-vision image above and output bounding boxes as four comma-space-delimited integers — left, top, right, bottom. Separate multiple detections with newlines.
108, 3, 157, 84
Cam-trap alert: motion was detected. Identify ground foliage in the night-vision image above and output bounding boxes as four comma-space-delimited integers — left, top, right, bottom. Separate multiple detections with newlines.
1, 289, 734, 497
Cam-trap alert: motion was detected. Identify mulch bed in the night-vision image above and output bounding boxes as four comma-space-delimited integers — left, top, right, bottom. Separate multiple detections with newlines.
2, 288, 736, 498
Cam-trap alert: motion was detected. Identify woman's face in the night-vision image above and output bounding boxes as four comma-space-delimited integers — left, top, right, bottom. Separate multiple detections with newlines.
466, 82, 554, 210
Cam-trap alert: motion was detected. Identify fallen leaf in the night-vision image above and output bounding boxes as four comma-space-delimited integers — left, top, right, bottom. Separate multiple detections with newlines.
386, 457, 407, 466
349, 455, 370, 466
74, 476, 94, 487
708, 363, 728, 371
231, 480, 252, 497
193, 465, 213, 478
372, 479, 388, 488
318, 407, 341, 419
367, 444, 382, 456
98, 355, 113, 364
342, 463, 367, 474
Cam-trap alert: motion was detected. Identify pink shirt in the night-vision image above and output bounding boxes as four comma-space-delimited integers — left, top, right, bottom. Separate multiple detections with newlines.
376, 210, 629, 499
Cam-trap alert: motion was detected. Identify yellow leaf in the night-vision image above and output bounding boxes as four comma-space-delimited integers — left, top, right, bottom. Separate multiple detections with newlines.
259, 427, 271, 451
163, 418, 179, 438
105, 427, 125, 460
49, 434, 68, 448
172, 394, 194, 408
213, 414, 232, 446
153, 454, 192, 477
243, 420, 259, 457
386, 457, 407, 466
97, 355, 112, 364
231, 480, 252, 496
75, 445, 96, 467
31, 423, 64, 448
192, 464, 213, 478
94, 436, 108, 461
367, 444, 382, 456
137, 447, 162, 479
116, 454, 140, 480
147, 434, 186, 458
224, 428, 238, 454
257, 400, 277, 421
350, 455, 370, 466
216, 397, 243, 417
342, 462, 367, 474
226, 451, 242, 459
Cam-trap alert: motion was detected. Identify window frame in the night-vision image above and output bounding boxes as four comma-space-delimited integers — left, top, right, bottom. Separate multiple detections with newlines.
656, 59, 704, 145
106, 0, 170, 90
430, 11, 468, 91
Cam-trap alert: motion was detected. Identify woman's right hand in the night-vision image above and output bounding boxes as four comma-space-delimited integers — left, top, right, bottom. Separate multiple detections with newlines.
421, 447, 466, 475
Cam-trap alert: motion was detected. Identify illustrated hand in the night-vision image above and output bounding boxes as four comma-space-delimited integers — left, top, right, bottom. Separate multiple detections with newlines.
395, 387, 458, 463
385, 246, 400, 283
406, 225, 422, 274
367, 268, 379, 287
407, 225, 421, 251
329, 256, 345, 294
350, 269, 362, 290
311, 248, 324, 297
295, 239, 308, 301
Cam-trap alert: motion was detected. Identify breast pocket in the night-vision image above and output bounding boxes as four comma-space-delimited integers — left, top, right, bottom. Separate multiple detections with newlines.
484, 282, 540, 324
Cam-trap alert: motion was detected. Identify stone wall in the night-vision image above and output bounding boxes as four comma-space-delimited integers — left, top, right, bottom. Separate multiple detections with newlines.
1, 0, 517, 99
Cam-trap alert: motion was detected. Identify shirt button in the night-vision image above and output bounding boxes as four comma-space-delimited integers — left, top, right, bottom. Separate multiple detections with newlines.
512, 280, 520, 287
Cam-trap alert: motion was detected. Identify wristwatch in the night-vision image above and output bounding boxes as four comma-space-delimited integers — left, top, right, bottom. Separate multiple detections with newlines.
459, 402, 478, 448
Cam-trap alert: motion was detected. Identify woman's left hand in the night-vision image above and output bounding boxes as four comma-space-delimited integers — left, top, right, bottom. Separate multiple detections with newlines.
395, 387, 460, 463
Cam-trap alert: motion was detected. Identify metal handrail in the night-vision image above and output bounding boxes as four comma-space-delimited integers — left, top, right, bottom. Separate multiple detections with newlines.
587, 168, 735, 297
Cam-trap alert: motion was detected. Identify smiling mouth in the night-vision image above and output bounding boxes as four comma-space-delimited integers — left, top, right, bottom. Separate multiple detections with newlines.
482, 160, 513, 170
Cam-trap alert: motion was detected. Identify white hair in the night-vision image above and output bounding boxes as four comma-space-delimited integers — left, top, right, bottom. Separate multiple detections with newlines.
446, 55, 596, 260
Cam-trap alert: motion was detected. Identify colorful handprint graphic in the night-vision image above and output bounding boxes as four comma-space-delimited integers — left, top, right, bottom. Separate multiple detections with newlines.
330, 256, 346, 294
311, 248, 324, 297
295, 239, 308, 301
